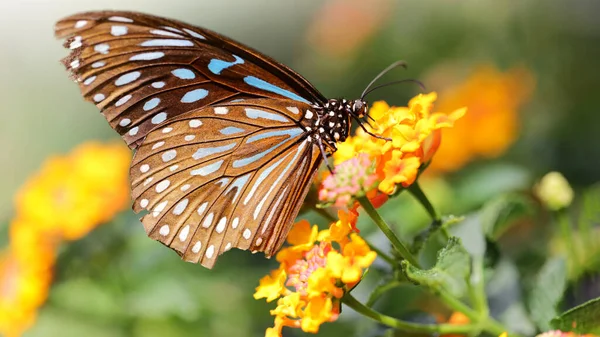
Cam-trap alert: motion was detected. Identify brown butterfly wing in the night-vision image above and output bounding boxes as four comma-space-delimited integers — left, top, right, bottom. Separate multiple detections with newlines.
55, 11, 326, 149
130, 98, 321, 268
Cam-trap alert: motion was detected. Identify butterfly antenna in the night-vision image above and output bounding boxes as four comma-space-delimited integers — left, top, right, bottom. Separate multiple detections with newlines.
361, 60, 408, 100
361, 79, 427, 99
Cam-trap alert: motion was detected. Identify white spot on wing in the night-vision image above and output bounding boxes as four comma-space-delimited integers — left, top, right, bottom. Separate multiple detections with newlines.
162, 149, 177, 162
197, 202, 208, 216
214, 107, 228, 115
216, 217, 226, 233
185, 135, 196, 141
92, 61, 105, 68
152, 81, 166, 88
143, 98, 160, 111
189, 120, 202, 128
202, 212, 214, 228
192, 143, 236, 160
111, 25, 128, 36
152, 141, 165, 150
192, 241, 202, 253
286, 106, 300, 114
150, 29, 183, 38
74, 20, 88, 28
243, 229, 252, 240
232, 217, 239, 229
130, 52, 165, 61
129, 126, 139, 136
179, 225, 190, 241
108, 16, 133, 23
173, 199, 189, 215
140, 164, 149, 173
153, 200, 168, 217
205, 245, 215, 259
83, 76, 96, 86
94, 43, 110, 54
159, 225, 170, 236
156, 180, 170, 193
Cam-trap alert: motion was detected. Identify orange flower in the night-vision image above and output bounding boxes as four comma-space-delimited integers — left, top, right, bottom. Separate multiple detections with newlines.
333, 94, 465, 196
427, 64, 534, 173
255, 211, 375, 337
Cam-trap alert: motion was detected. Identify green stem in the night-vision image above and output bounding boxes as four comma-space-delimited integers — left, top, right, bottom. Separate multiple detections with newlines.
408, 181, 441, 223
469, 256, 489, 316
436, 288, 518, 337
342, 293, 477, 334
358, 196, 420, 268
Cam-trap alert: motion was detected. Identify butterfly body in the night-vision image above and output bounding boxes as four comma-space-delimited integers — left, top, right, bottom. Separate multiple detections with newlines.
55, 11, 367, 268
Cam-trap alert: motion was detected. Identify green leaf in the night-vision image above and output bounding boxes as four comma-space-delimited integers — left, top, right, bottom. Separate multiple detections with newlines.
480, 193, 537, 240
366, 280, 404, 307
551, 297, 600, 334
402, 237, 471, 298
527, 258, 568, 331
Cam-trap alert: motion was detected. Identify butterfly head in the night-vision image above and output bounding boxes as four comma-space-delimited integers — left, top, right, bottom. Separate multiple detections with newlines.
351, 99, 369, 119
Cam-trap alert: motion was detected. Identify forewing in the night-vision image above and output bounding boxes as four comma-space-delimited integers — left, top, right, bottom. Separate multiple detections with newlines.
130, 99, 321, 268
55, 11, 326, 148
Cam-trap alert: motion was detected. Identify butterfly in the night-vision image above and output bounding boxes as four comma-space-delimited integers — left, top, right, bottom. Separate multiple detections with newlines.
55, 11, 399, 269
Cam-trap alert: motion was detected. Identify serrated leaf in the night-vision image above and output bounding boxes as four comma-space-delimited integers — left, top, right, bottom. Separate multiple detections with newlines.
551, 297, 600, 334
527, 258, 568, 331
402, 237, 471, 297
480, 193, 537, 240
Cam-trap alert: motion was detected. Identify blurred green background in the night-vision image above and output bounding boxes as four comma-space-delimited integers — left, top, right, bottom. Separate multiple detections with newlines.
1, 0, 599, 336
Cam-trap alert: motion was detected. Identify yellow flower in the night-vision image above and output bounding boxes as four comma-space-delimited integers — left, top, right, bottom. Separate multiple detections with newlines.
333, 93, 465, 196
380, 153, 421, 194
15, 142, 131, 240
427, 64, 534, 173
0, 142, 131, 336
255, 213, 375, 337
327, 234, 377, 284
254, 267, 288, 302
301, 296, 334, 333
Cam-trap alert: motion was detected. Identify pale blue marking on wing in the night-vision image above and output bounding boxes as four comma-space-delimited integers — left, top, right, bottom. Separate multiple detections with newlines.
181, 89, 209, 103
245, 108, 289, 122
171, 68, 196, 80
192, 143, 237, 160
143, 98, 160, 111
208, 55, 244, 75
140, 39, 194, 47
220, 126, 245, 135
190, 160, 224, 176
246, 128, 303, 144
225, 173, 251, 203
243, 154, 288, 205
243, 76, 311, 104
233, 128, 303, 168
254, 141, 307, 219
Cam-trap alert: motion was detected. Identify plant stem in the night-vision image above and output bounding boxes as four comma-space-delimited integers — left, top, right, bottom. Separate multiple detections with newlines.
358, 196, 420, 268
408, 181, 441, 224
469, 256, 489, 316
342, 293, 477, 334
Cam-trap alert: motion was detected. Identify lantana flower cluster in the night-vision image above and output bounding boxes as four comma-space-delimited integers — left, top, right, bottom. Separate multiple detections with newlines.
320, 93, 465, 206
254, 210, 376, 337
0, 142, 131, 337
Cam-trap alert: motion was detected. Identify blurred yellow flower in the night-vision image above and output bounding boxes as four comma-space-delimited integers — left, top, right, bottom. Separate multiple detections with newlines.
333, 94, 465, 196
16, 142, 131, 240
534, 171, 574, 211
255, 211, 374, 337
427, 65, 535, 173
0, 142, 131, 337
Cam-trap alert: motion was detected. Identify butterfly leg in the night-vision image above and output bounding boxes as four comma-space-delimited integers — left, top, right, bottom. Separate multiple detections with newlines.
316, 137, 334, 174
